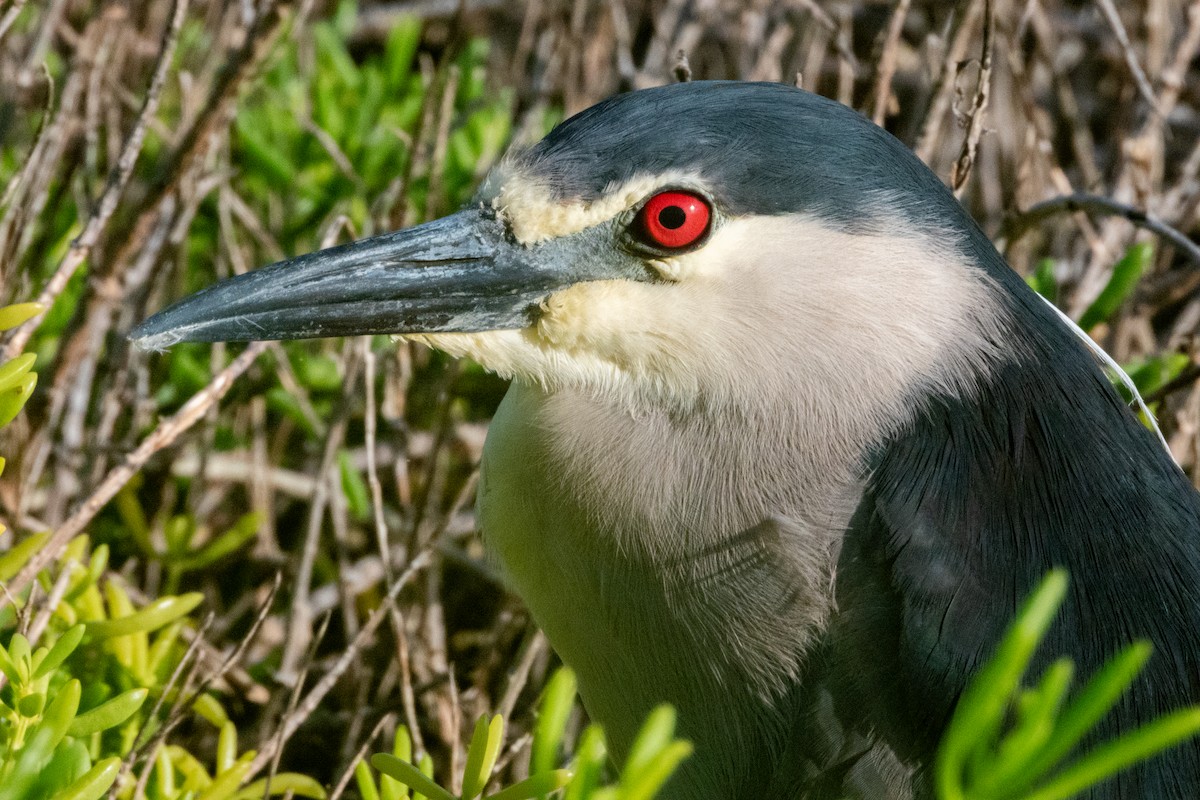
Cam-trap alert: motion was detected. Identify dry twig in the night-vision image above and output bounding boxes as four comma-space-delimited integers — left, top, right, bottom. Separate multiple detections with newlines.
247, 549, 434, 777
3, 0, 189, 361
1095, 0, 1162, 115
0, 342, 269, 610
1001, 193, 1200, 270
950, 0, 993, 193
871, 0, 912, 125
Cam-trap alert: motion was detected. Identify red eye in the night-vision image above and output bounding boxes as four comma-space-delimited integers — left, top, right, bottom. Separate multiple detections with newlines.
638, 191, 711, 250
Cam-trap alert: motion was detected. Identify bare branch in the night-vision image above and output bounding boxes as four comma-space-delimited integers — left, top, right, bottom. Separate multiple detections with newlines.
0, 341, 268, 611
951, 0, 993, 193
1096, 0, 1163, 115
871, 0, 912, 125
3, 0, 190, 360
672, 49, 691, 82
246, 549, 434, 778
0, 0, 28, 46
1000, 193, 1200, 269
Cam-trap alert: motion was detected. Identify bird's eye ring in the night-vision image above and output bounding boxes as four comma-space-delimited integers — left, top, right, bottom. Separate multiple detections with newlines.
635, 190, 711, 250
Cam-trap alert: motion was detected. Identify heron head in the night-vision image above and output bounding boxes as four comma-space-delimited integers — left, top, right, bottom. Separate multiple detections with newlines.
133, 81, 1004, 416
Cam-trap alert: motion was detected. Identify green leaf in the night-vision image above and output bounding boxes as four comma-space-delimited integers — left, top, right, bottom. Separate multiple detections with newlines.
33, 624, 85, 678
67, 688, 148, 737
295, 354, 342, 392
331, 0, 358, 38
1122, 353, 1191, 399
84, 593, 204, 639
216, 721, 238, 774
196, 752, 255, 800
177, 513, 260, 571
484, 770, 572, 800
0, 353, 36, 393
1026, 258, 1058, 303
369, 755, 455, 800
392, 726, 413, 763
383, 17, 421, 90
230, 774, 328, 799
969, 658, 1074, 794
462, 714, 505, 799
416, 753, 435, 800
155, 743, 177, 799
1023, 708, 1200, 800
113, 482, 153, 556
235, 119, 297, 187
338, 451, 371, 522
0, 680, 81, 800
1079, 242, 1153, 331
0, 641, 20, 686
532, 668, 577, 776
620, 741, 692, 800
17, 691, 45, 717
935, 571, 1068, 800
168, 744, 213, 793
165, 514, 196, 557
0, 302, 44, 331
1018, 641, 1154, 785
9, 631, 31, 666
266, 387, 320, 439
0, 372, 37, 427
65, 543, 109, 603
622, 705, 678, 785
563, 726, 606, 800
314, 22, 360, 89
382, 727, 413, 800
146, 621, 185, 681
41, 678, 82, 735
33, 736, 91, 797
0, 530, 49, 581
192, 693, 231, 728
356, 760, 381, 800
55, 757, 121, 800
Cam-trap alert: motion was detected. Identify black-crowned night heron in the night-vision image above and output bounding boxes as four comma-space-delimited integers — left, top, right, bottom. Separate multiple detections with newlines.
133, 81, 1200, 799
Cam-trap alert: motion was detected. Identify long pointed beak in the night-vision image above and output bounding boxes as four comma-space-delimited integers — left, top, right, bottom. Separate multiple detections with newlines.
131, 209, 583, 350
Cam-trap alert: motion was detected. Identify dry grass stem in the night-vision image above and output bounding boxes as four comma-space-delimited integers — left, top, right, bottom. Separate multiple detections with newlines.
951, 0, 993, 193
247, 549, 434, 777
871, 0, 912, 125
1003, 193, 1200, 268
0, 341, 268, 610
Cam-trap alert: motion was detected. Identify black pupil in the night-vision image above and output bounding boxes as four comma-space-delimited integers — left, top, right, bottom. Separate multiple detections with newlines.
658, 205, 687, 230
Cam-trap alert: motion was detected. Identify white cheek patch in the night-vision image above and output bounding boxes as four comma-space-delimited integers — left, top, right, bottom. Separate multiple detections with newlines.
410, 214, 1004, 426
487, 166, 710, 245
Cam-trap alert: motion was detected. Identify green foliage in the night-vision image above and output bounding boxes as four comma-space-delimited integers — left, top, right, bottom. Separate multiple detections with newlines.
0, 301, 127, 800
0, 531, 324, 800
0, 297, 317, 798
361, 668, 690, 800
0, 304, 40, 437
230, 0, 511, 250
1078, 243, 1153, 333
1027, 246, 1180, 423
1118, 352, 1190, 404
113, 480, 262, 594
936, 571, 1200, 800
1026, 244, 1152, 334
1025, 258, 1058, 304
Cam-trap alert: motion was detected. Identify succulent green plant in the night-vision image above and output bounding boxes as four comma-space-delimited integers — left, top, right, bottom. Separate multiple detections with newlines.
360, 668, 690, 800
936, 571, 1200, 800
